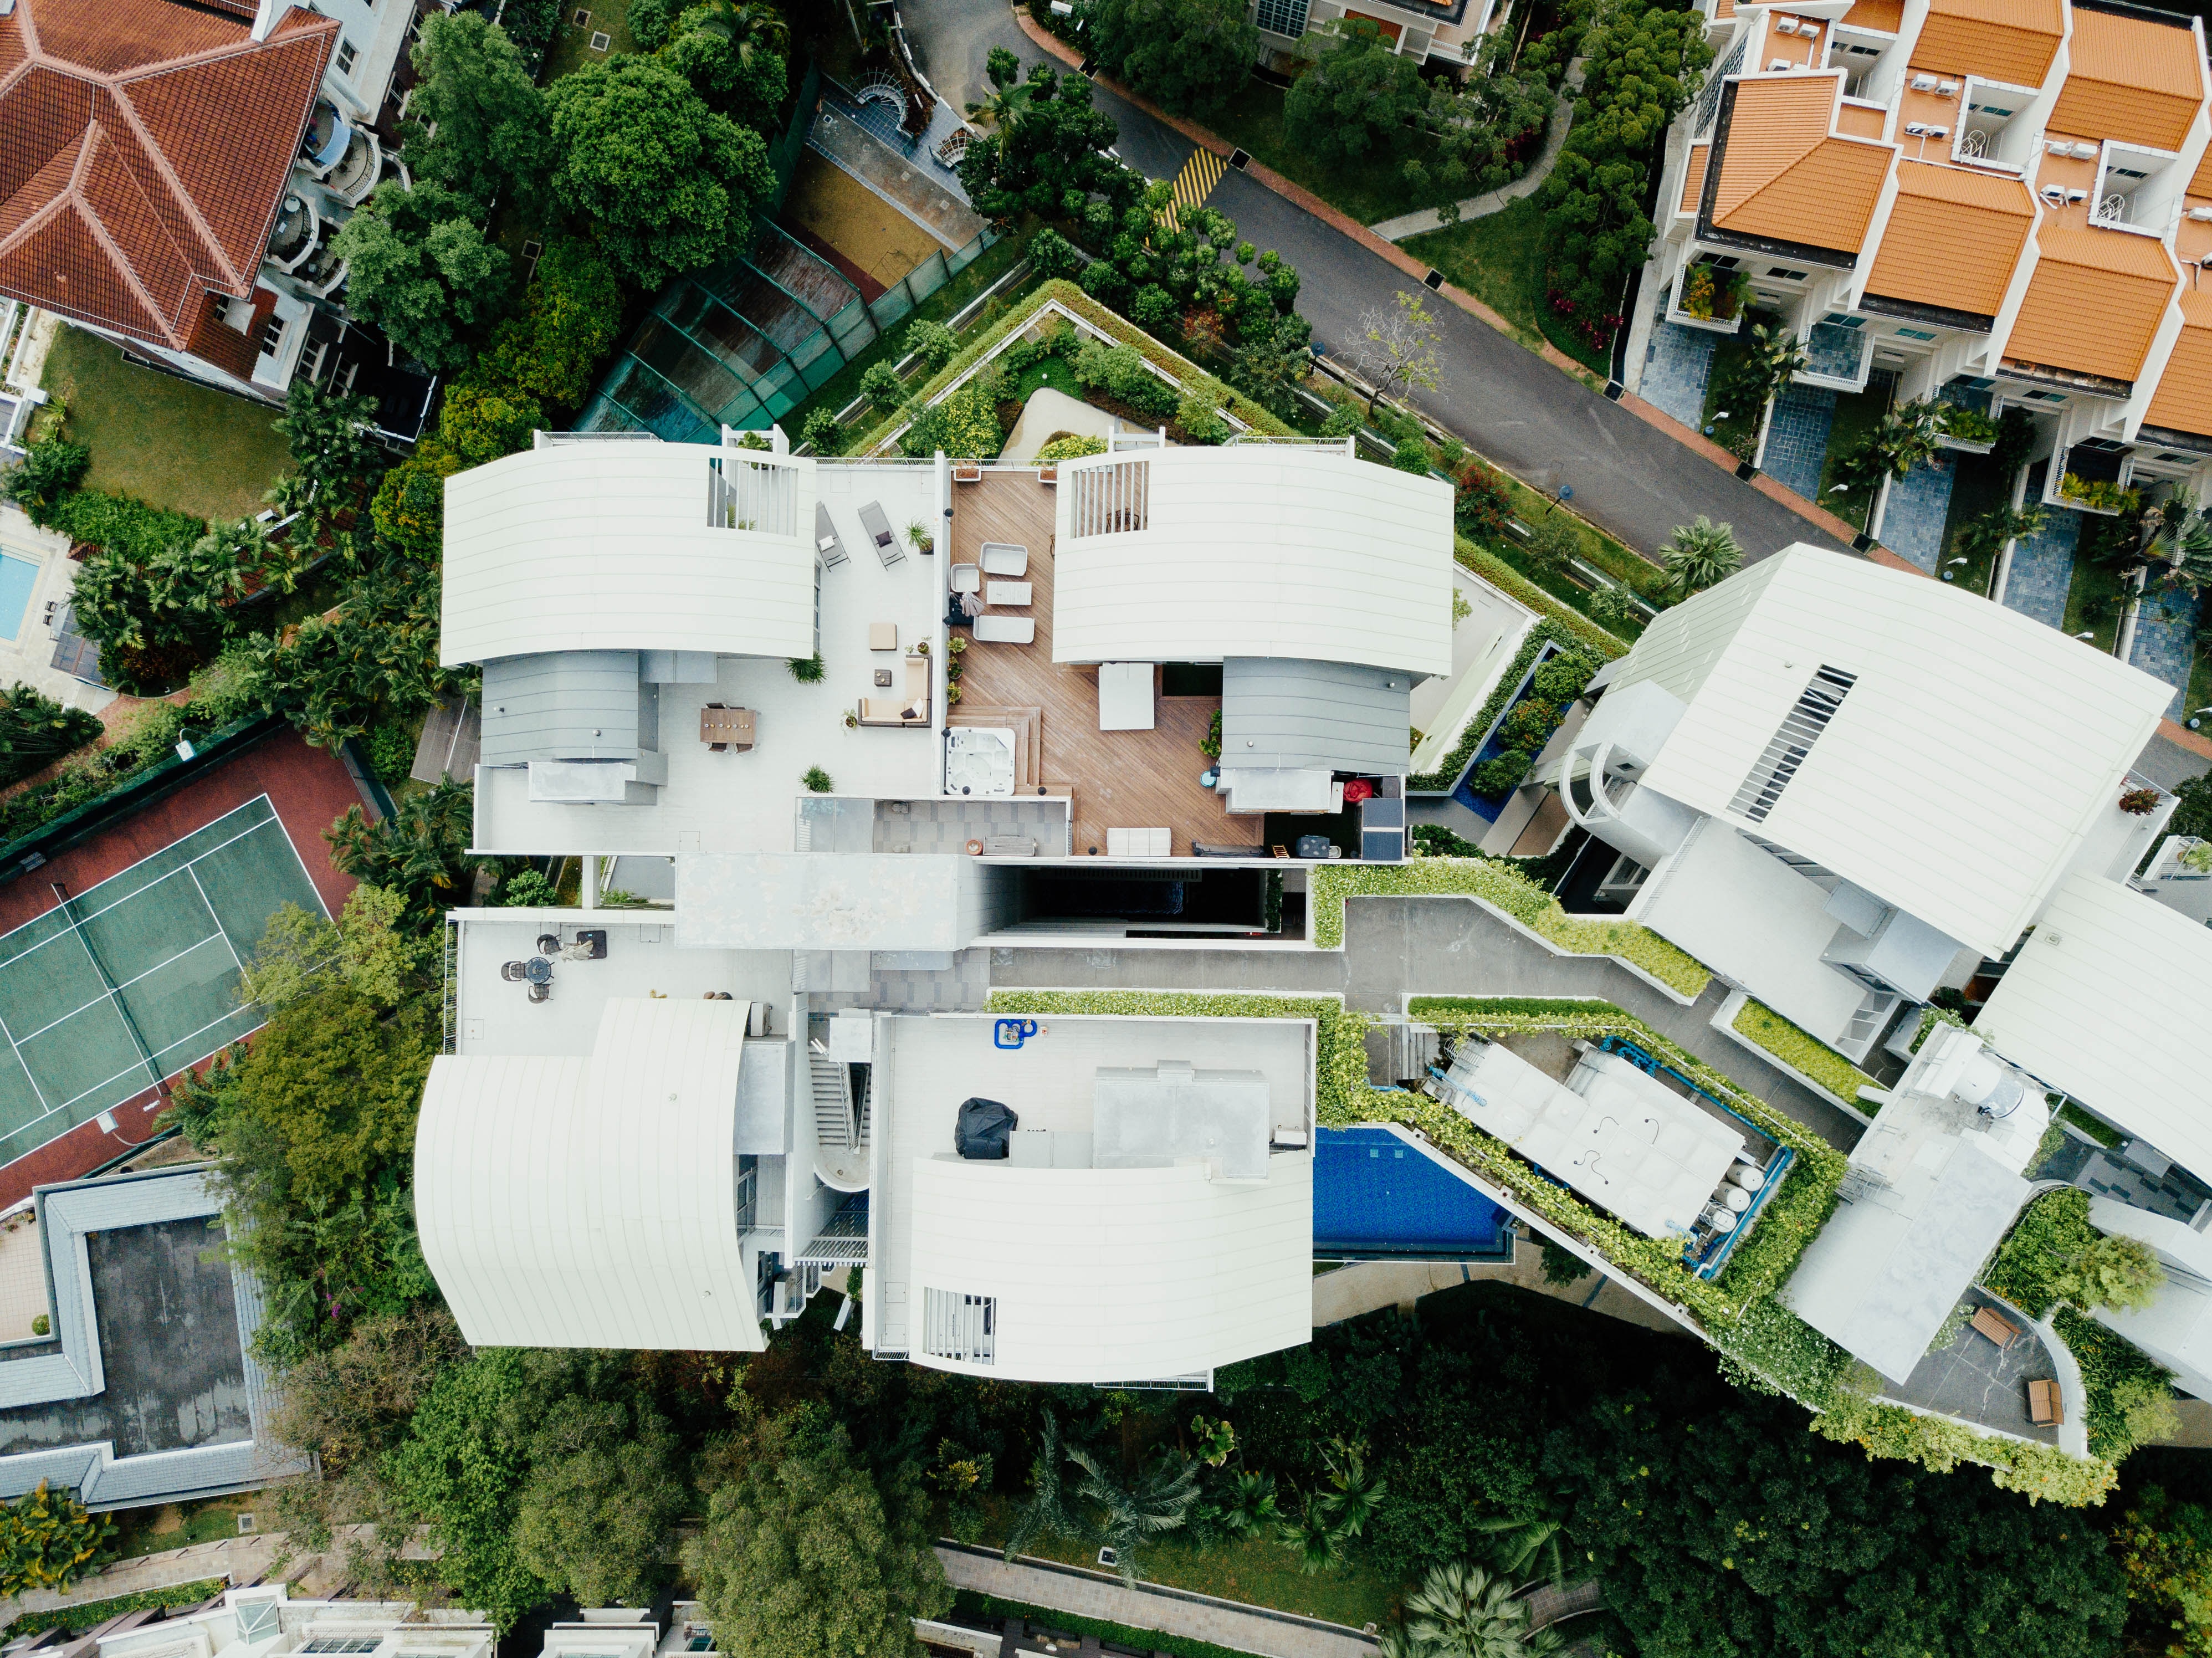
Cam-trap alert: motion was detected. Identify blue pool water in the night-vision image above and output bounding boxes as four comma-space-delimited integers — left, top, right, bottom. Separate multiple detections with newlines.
1314, 1125, 1514, 1260
0, 555, 38, 641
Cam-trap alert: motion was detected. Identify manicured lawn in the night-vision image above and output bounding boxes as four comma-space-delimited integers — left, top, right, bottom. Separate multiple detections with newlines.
1206, 80, 1432, 228
543, 0, 636, 83
1400, 198, 1610, 376
1015, 354, 1082, 401
978, 1500, 1405, 1628
1814, 380, 1891, 530
106, 1493, 259, 1562
39, 325, 291, 523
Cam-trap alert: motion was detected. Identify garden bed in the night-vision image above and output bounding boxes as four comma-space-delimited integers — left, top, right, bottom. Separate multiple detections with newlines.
1727, 994, 1878, 1114
1400, 198, 1611, 375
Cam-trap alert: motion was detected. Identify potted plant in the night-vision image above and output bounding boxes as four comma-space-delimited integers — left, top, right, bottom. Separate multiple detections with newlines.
1680, 265, 1717, 320
915, 639, 930, 657
844, 710, 859, 729
1936, 405, 1999, 452
907, 519, 935, 555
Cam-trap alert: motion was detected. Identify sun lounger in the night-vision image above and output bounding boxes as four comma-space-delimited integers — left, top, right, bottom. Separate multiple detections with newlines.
973, 615, 1035, 644
815, 503, 849, 569
859, 501, 904, 569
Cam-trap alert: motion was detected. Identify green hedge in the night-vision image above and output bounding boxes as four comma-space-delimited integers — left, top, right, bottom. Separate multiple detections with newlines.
1409, 620, 1566, 792
1983, 1189, 2095, 1319
42, 489, 204, 562
983, 989, 1373, 1124
1313, 859, 1711, 997
851, 280, 1298, 457
6, 1578, 227, 1640
1806, 1389, 2117, 1507
1731, 998, 1878, 1112
1454, 537, 1632, 655
2055, 1306, 2177, 1461
1395, 999, 1846, 1326
950, 1590, 1277, 1658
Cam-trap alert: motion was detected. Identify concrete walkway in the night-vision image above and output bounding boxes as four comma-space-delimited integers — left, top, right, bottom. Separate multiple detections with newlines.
1314, 1246, 1688, 1337
989, 894, 1861, 1149
0, 1524, 433, 1624
938, 1544, 1378, 1658
1370, 62, 1586, 242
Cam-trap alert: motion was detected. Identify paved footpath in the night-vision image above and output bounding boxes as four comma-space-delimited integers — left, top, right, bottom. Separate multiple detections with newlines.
938, 1544, 1379, 1658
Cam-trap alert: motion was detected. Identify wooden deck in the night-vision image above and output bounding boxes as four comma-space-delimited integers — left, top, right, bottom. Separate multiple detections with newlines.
948, 469, 1247, 857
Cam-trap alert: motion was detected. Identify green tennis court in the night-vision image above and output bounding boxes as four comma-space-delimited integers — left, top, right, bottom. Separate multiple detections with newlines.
0, 796, 325, 1166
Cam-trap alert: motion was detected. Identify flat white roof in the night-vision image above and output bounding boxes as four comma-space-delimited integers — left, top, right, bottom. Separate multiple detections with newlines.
675, 853, 975, 952
442, 443, 825, 666
415, 998, 769, 1352
867, 1014, 1317, 1383
1612, 546, 2171, 956
1447, 1043, 1743, 1236
1050, 446, 1453, 677
1977, 873, 2212, 1178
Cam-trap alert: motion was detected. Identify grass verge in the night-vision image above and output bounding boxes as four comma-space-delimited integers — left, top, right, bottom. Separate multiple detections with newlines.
1399, 197, 1610, 375
1811, 381, 1890, 529
1204, 80, 1434, 227
544, 0, 637, 82
1730, 998, 1877, 1111
39, 326, 289, 523
2061, 550, 2129, 655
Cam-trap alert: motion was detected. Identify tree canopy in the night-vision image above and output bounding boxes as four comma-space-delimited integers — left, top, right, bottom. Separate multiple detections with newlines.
402, 12, 551, 215
1087, 0, 1256, 116
1282, 20, 1426, 162
330, 180, 510, 372
546, 55, 777, 289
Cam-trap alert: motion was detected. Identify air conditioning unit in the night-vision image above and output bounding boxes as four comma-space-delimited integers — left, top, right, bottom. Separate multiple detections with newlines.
1935, 80, 1958, 97
2047, 139, 2072, 155
1774, 16, 1799, 33
1923, 126, 1948, 139
2189, 206, 2212, 222
2040, 185, 2068, 207
1911, 72, 1938, 91
1904, 121, 1929, 136
1769, 58, 1793, 70
2070, 141, 2098, 160
2066, 188, 2088, 203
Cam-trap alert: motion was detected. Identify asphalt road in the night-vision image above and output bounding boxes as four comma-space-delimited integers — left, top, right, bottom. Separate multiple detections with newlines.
897, 0, 1848, 561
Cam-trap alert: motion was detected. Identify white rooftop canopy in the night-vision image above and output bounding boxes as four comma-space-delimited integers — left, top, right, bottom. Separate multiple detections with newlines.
1049, 446, 1453, 677
414, 997, 770, 1352
441, 442, 818, 666
1977, 873, 2212, 1178
1609, 547, 2171, 956
1443, 1042, 1743, 1236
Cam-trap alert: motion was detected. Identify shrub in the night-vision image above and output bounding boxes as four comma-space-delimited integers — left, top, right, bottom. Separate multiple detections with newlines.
902, 382, 1003, 460
1390, 439, 1432, 474
500, 869, 559, 907
802, 766, 834, 792
1529, 650, 1600, 704
0, 689, 102, 790
1027, 226, 1082, 279
801, 408, 843, 455
1466, 751, 1532, 799
1035, 434, 1108, 462
1984, 1189, 2096, 1318
1524, 514, 1583, 574
906, 319, 959, 369
1454, 460, 1512, 541
1730, 999, 1877, 1108
1176, 388, 1227, 445
2057, 1308, 2177, 1461
2, 434, 90, 525
0, 1482, 112, 1595
366, 715, 418, 785
860, 361, 906, 413
788, 654, 825, 683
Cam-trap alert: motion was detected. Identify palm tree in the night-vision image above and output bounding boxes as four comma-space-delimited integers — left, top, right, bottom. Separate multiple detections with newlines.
1404, 1560, 1556, 1658
965, 45, 1035, 127
1723, 322, 1806, 415
1660, 515, 1743, 600
1003, 1410, 1083, 1561
676, 0, 787, 66
1955, 502, 2045, 572
1472, 1513, 1566, 1589
1319, 1439, 1387, 1539
325, 779, 487, 930
1067, 1444, 1200, 1585
2150, 499, 2212, 594
1276, 1490, 1348, 1574
1841, 397, 1942, 488
1211, 1470, 1280, 1539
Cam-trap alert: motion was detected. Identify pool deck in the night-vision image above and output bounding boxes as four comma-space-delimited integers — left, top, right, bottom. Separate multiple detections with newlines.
1312, 1234, 1689, 1336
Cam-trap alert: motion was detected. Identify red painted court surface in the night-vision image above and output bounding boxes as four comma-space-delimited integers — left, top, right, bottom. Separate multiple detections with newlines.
0, 729, 362, 1207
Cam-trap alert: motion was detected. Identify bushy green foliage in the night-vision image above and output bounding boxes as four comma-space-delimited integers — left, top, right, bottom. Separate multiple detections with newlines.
473, 239, 628, 413
4, 1578, 224, 1640
0, 688, 101, 790
234, 550, 455, 747
2055, 1308, 2176, 1460
957, 66, 1141, 230
900, 382, 1003, 459
1072, 339, 1180, 420
331, 180, 510, 373
0, 1483, 111, 1596
546, 55, 776, 290
1, 433, 89, 521
1087, 0, 1256, 115
688, 1405, 950, 1658
1985, 1189, 2098, 1319
860, 361, 906, 412
1284, 20, 1426, 162
1731, 999, 1877, 1109
325, 779, 488, 932
2114, 1487, 2212, 1658
1035, 434, 1108, 462
1407, 629, 1600, 793
401, 12, 550, 216
39, 487, 204, 564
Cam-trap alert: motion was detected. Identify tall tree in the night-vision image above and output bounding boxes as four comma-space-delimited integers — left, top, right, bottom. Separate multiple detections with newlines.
1282, 18, 1425, 162
956, 66, 1143, 231
325, 779, 489, 930
402, 12, 551, 214
1352, 290, 1443, 417
1659, 515, 1742, 600
546, 56, 777, 289
1087, 0, 1256, 116
330, 181, 509, 371
687, 1407, 951, 1658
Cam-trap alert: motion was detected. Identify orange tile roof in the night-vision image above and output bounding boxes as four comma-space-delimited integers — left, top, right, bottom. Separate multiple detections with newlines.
2146, 287, 2212, 441
0, 0, 336, 354
2050, 6, 2203, 153
1841, 0, 1903, 33
1864, 160, 2032, 319
1681, 143, 1709, 215
1914, 0, 2061, 86
1708, 76, 1892, 254
2006, 223, 2177, 384
1835, 101, 1886, 139
1713, 0, 1734, 20
2193, 149, 2212, 198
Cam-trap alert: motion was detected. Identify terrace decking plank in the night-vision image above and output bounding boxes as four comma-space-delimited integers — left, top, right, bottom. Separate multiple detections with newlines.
950, 472, 1237, 858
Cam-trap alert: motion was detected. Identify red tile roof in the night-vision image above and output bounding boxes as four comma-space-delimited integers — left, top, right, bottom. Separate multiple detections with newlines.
0, 0, 336, 353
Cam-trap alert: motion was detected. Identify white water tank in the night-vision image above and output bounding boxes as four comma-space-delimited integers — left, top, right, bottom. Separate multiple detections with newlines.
1701, 1205, 1739, 1234
1719, 1185, 1753, 1212
1728, 1164, 1764, 1191
1954, 1051, 2026, 1119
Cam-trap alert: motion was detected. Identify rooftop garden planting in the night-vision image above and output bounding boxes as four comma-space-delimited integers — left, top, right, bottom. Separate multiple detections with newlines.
2060, 473, 2141, 516
1414, 632, 1605, 809
1730, 997, 1879, 1113
1312, 859, 1712, 999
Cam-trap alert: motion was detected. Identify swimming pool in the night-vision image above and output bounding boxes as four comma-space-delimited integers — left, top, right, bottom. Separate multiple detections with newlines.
0, 554, 38, 641
1313, 1125, 1514, 1260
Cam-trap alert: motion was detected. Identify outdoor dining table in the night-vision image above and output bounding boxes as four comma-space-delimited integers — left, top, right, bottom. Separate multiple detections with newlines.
700, 705, 756, 748
523, 957, 554, 986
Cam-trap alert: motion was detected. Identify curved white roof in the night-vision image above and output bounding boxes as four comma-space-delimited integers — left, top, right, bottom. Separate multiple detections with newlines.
414, 997, 768, 1351
1610, 546, 2172, 955
441, 443, 818, 666
1049, 446, 1453, 676
1977, 873, 2212, 1180
904, 1152, 1312, 1384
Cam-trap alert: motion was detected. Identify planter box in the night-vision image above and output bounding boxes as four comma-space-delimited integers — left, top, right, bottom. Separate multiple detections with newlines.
953, 463, 983, 483
1665, 304, 1745, 336
1936, 433, 1995, 454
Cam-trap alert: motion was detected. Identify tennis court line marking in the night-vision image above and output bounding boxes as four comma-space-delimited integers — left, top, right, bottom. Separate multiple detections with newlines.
11, 933, 234, 1048
8, 795, 276, 928
0, 1010, 48, 1118
0, 809, 279, 969
187, 865, 244, 971
46, 1001, 259, 1115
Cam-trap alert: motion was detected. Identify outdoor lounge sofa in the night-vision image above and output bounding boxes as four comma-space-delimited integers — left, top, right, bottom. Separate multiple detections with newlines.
858, 655, 932, 726
859, 502, 905, 569
973, 615, 1035, 644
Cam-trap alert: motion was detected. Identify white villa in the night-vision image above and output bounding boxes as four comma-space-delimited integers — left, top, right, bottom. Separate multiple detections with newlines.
416, 428, 1456, 1384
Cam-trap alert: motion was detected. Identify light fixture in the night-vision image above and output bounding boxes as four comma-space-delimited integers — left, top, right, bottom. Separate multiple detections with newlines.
1829, 484, 1849, 494
2074, 630, 2096, 639
1947, 556, 1968, 566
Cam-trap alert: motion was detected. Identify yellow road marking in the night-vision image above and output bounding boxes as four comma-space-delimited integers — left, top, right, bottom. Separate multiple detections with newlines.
1156, 147, 1227, 236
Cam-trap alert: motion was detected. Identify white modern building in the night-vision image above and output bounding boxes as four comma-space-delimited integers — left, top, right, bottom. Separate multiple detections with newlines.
1553, 544, 2174, 1063
418, 430, 1451, 1383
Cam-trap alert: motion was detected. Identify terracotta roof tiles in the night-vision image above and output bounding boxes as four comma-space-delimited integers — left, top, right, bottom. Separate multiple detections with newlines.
2005, 223, 2177, 385
1864, 160, 2032, 320
0, 0, 336, 351
2050, 7, 2204, 153
1913, 0, 2061, 87
1680, 144, 1708, 216
1708, 76, 1892, 255
2147, 288, 2212, 442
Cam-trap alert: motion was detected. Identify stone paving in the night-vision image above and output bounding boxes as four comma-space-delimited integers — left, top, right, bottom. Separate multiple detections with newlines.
1885, 1289, 2059, 1445
938, 1546, 1380, 1658
2001, 505, 2081, 629
1637, 316, 1719, 431
1761, 382, 1837, 503
2129, 582, 2201, 719
1880, 451, 1957, 574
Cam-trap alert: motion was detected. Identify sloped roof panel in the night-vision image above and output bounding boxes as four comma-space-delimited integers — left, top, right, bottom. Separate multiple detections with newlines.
1912, 0, 2060, 85
1864, 160, 2032, 319
0, 200, 168, 341
2006, 223, 2177, 383
2147, 287, 2212, 441
2050, 7, 2204, 154
1709, 76, 1892, 254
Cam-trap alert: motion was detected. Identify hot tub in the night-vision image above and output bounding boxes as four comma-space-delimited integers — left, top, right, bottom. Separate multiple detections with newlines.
944, 726, 1016, 797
